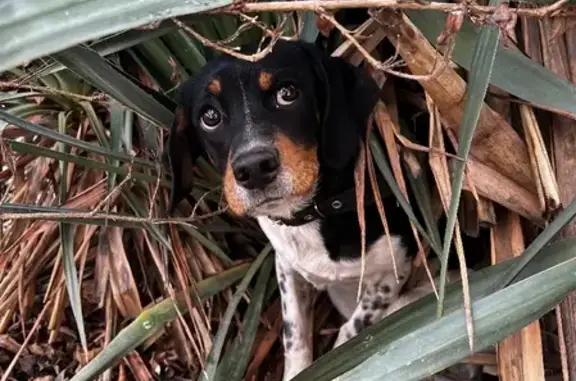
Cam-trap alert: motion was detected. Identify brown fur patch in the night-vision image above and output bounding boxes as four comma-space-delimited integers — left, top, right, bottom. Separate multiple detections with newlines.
223, 158, 246, 215
275, 134, 319, 196
207, 79, 221, 96
258, 72, 273, 91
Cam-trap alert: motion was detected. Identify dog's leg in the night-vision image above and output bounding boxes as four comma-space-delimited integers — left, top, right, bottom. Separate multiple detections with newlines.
332, 267, 460, 348
385, 270, 462, 315
332, 261, 411, 348
276, 255, 316, 381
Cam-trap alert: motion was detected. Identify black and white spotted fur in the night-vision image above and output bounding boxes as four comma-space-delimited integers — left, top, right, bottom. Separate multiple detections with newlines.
164, 39, 430, 380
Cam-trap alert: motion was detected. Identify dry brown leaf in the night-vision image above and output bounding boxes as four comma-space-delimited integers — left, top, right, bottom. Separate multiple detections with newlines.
520, 103, 561, 213
107, 225, 143, 319
374, 100, 435, 289
354, 136, 367, 300
376, 10, 538, 212
0, 334, 23, 354
124, 350, 155, 381
246, 300, 283, 380
168, 224, 204, 364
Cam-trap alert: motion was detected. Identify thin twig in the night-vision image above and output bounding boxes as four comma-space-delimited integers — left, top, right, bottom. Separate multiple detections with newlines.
90, 158, 135, 216
219, 20, 261, 45
392, 129, 465, 162
191, 188, 219, 219
454, 220, 475, 352
366, 120, 400, 282
0, 81, 107, 102
148, 161, 163, 219
213, 0, 576, 18
0, 208, 228, 226
319, 9, 450, 81
172, 17, 286, 62
237, 13, 284, 39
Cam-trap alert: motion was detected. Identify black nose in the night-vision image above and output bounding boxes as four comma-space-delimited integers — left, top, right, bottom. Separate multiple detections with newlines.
232, 149, 280, 189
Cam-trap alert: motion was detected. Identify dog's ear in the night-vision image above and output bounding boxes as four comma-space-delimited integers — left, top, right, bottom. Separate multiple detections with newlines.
299, 43, 380, 169
163, 86, 204, 213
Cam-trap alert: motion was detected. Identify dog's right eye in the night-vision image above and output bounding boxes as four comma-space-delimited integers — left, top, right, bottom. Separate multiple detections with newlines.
199, 107, 222, 130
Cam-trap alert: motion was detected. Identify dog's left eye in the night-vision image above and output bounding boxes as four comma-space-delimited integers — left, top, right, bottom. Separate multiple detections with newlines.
275, 85, 299, 106
200, 107, 222, 130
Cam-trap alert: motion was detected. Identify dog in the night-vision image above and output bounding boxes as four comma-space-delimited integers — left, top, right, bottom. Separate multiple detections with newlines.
165, 39, 427, 380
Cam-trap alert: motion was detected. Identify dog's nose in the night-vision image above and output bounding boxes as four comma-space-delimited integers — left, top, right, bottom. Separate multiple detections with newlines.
232, 149, 280, 189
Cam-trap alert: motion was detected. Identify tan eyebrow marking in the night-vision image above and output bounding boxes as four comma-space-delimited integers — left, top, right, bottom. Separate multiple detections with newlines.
207, 78, 221, 95
258, 71, 273, 91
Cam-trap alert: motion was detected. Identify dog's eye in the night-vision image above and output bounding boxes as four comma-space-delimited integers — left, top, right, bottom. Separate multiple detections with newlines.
200, 107, 222, 130
275, 85, 299, 106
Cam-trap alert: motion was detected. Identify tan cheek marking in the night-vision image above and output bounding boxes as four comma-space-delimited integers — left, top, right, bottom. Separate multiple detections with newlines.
275, 134, 319, 196
258, 72, 273, 91
207, 79, 221, 96
223, 158, 246, 215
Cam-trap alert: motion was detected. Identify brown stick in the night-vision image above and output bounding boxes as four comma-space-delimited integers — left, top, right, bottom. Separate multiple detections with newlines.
375, 10, 539, 206
465, 158, 542, 224
543, 14, 576, 381
491, 208, 545, 381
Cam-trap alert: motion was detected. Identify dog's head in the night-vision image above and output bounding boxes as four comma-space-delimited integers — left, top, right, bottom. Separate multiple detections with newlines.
165, 40, 380, 218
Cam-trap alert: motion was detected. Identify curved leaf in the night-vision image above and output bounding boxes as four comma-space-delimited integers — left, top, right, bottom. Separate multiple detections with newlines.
52, 46, 173, 126
0, 0, 233, 73
340, 248, 576, 380
293, 238, 576, 381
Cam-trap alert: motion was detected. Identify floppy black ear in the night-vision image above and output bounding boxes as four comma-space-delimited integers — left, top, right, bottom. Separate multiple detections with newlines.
163, 86, 204, 213
299, 43, 380, 169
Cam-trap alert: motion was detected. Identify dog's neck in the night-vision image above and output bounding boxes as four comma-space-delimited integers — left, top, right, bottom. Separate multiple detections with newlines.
269, 153, 388, 226
315, 159, 357, 203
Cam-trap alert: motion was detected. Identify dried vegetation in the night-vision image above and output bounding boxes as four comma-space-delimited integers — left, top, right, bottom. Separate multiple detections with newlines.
1, 1, 576, 380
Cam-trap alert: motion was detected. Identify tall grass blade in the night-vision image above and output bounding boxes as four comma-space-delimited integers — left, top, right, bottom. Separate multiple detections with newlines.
0, 110, 155, 168
57, 111, 88, 352
437, 1, 501, 318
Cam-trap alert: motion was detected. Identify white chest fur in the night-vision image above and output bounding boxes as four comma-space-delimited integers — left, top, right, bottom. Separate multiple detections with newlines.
257, 216, 407, 290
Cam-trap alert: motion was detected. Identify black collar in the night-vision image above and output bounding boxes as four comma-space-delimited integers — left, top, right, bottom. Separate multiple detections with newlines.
270, 182, 391, 226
